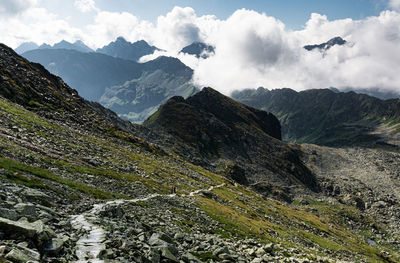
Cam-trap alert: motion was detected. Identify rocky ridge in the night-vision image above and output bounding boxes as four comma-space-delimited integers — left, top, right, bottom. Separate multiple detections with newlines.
144, 87, 318, 197
232, 87, 400, 149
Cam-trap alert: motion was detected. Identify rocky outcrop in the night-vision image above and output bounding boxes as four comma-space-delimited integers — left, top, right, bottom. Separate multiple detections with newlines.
145, 87, 318, 194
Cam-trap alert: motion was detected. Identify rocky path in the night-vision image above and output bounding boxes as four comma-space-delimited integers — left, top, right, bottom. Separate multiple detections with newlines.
70, 184, 225, 262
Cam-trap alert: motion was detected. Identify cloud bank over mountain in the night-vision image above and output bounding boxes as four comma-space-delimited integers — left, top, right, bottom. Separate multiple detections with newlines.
1, 0, 400, 94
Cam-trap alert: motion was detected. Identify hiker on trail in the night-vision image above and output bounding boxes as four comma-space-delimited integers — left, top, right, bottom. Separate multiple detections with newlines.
173, 186, 177, 193
170, 186, 174, 194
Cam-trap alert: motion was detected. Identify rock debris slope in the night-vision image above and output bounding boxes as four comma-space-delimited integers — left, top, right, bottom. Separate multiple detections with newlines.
0, 43, 399, 262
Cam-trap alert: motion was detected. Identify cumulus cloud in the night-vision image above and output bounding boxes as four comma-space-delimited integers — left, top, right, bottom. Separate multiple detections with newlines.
192, 9, 400, 95
0, 0, 37, 15
389, 0, 400, 10
84, 11, 153, 48
1, 3, 400, 95
0, 7, 84, 48
74, 0, 97, 13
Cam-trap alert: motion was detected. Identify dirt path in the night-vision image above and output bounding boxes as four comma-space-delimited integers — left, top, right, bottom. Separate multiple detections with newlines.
70, 184, 225, 262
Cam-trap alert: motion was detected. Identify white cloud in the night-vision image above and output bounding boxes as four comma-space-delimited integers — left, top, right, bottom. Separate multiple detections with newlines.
0, 7, 84, 48
1, 3, 400, 95
74, 0, 97, 13
84, 11, 154, 48
0, 0, 37, 15
389, 0, 400, 10
192, 9, 400, 95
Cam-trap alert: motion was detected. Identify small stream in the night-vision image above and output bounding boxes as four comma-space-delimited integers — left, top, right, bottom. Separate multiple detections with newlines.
70, 184, 224, 262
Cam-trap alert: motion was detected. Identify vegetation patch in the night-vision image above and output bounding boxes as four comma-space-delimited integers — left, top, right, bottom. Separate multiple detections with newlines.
0, 157, 122, 199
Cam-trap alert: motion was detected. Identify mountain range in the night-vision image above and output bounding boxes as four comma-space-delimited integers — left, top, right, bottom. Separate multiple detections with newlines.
1, 42, 400, 262
19, 39, 197, 122
96, 37, 160, 61
232, 87, 400, 149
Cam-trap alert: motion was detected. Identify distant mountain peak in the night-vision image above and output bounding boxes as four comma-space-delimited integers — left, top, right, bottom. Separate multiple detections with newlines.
36, 39, 93, 53
14, 42, 39, 54
96, 37, 160, 62
116, 36, 128, 42
180, 42, 215, 58
304, 36, 347, 51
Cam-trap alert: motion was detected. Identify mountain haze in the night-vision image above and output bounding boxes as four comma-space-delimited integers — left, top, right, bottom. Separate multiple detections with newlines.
22, 48, 195, 122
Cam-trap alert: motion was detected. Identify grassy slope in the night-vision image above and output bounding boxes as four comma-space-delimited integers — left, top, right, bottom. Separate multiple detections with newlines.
0, 97, 398, 262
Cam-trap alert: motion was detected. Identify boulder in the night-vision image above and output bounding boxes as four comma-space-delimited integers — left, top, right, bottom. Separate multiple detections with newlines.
0, 208, 18, 220
5, 248, 39, 263
0, 217, 37, 238
14, 203, 37, 221
148, 232, 174, 245
21, 188, 50, 206
0, 217, 55, 245
263, 243, 274, 253
159, 246, 179, 262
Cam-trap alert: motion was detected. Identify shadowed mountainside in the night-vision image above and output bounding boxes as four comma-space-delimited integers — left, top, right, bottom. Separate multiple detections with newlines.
145, 87, 318, 196
22, 48, 195, 122
232, 87, 400, 149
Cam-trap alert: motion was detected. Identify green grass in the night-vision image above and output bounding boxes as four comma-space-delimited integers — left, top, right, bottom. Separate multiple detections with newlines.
0, 157, 122, 199
0, 98, 60, 130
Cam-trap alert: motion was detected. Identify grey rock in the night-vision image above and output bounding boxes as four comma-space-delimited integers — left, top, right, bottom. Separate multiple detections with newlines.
159, 246, 179, 262
148, 232, 174, 246
15, 245, 40, 261
21, 188, 50, 206
0, 217, 37, 238
5, 248, 38, 263
263, 243, 274, 253
14, 203, 37, 221
98, 248, 114, 259
182, 252, 201, 263
0, 207, 18, 220
251, 258, 263, 263
148, 247, 161, 263
214, 246, 229, 256
43, 237, 64, 256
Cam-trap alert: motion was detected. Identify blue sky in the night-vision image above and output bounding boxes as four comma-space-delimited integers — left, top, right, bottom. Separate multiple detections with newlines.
112, 0, 386, 28
39, 0, 388, 30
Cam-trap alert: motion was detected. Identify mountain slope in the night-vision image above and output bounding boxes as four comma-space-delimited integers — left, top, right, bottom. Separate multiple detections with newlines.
100, 56, 196, 122
145, 87, 317, 195
0, 43, 399, 262
232, 87, 400, 148
22, 48, 142, 101
96, 37, 159, 61
22, 49, 195, 122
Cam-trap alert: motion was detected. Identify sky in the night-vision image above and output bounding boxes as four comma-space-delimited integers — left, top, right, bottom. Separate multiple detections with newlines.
1, 0, 400, 94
